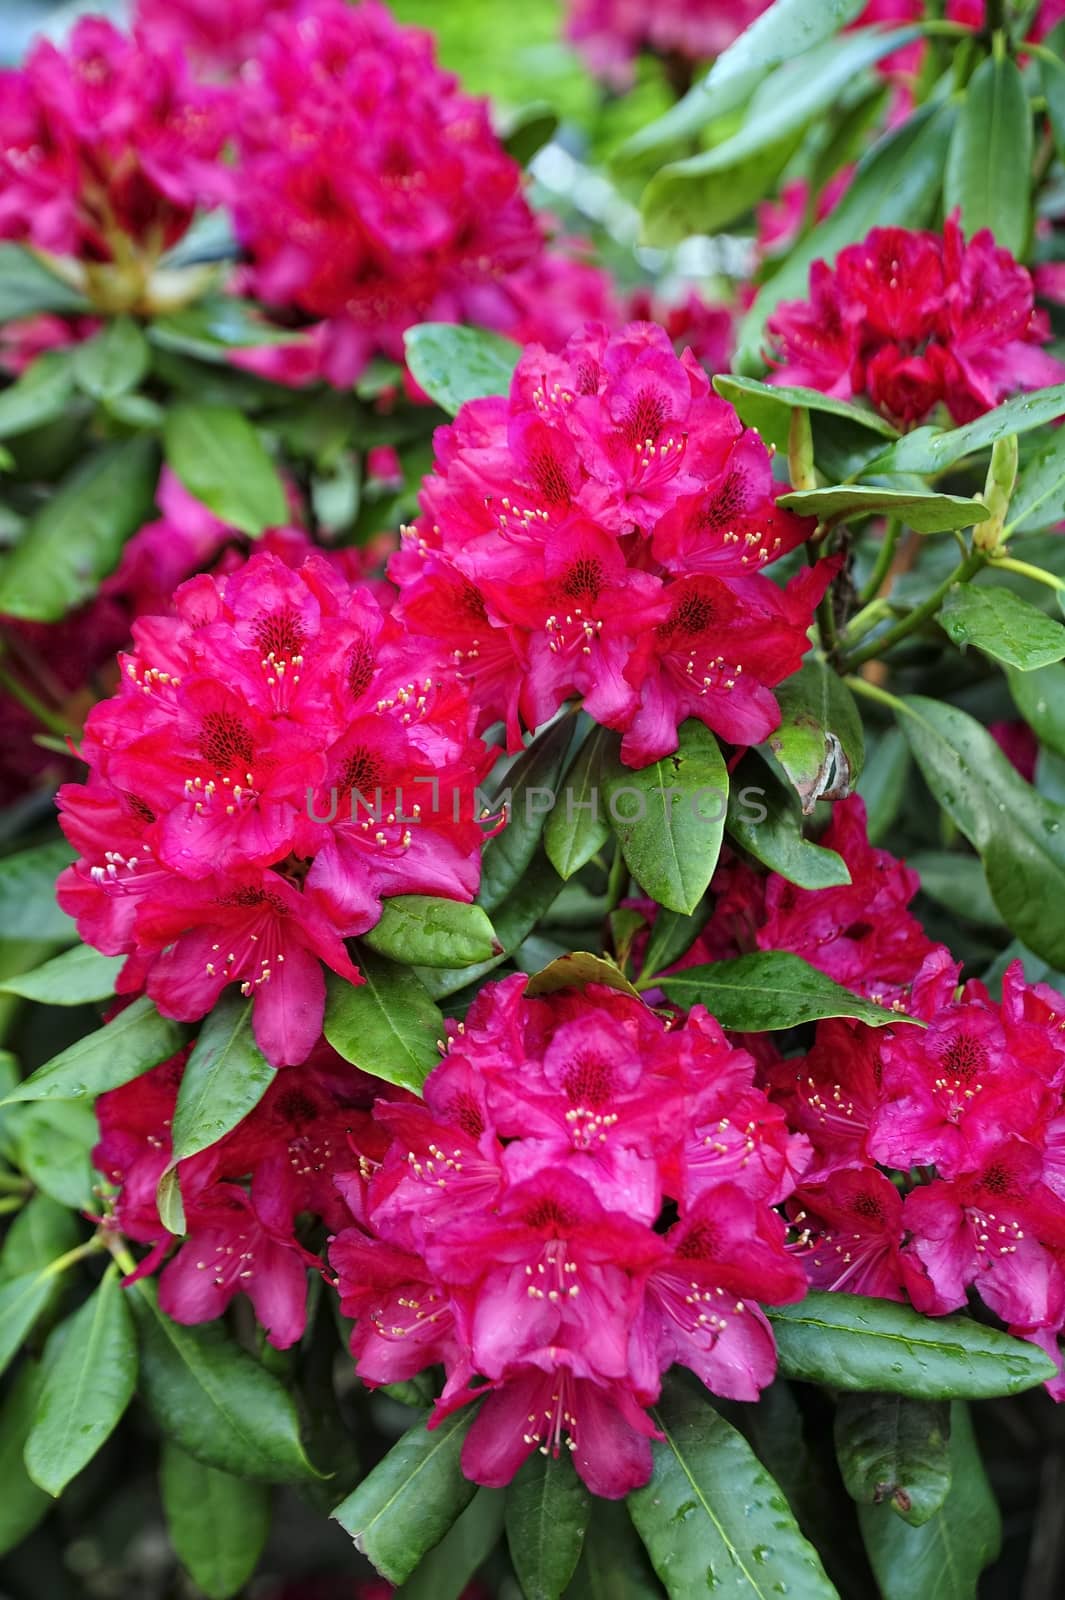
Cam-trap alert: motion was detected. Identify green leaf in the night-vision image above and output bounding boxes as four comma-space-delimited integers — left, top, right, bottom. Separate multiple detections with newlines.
332, 1409, 477, 1585
324, 951, 444, 1090
615, 0, 868, 167
0, 944, 123, 1005
363, 896, 499, 968
72, 317, 150, 400
3, 995, 185, 1104
0, 1194, 79, 1284
0, 245, 90, 321
1041, 44, 1065, 163
164, 404, 287, 536
865, 384, 1065, 476
130, 1280, 318, 1483
0, 351, 76, 442
640, 904, 712, 984
10, 1101, 96, 1209
858, 1403, 1000, 1600
499, 101, 559, 165
572, 1498, 663, 1599
416, 850, 564, 1001
858, 727, 910, 843
1004, 422, 1065, 534
395, 1488, 505, 1600
156, 1167, 186, 1237
1007, 659, 1065, 756
150, 297, 304, 359
726, 756, 851, 891
480, 715, 576, 913
657, 951, 913, 1031
835, 1393, 951, 1527
944, 55, 1031, 258
403, 324, 520, 416
0, 840, 76, 942
642, 27, 922, 243
168, 996, 276, 1165
0, 1362, 51, 1554
909, 851, 1001, 927
0, 1271, 54, 1380
778, 485, 989, 535
768, 1291, 1057, 1398
712, 375, 897, 450
24, 1265, 136, 1496
938, 582, 1065, 669
524, 950, 641, 1000
160, 1442, 270, 1600
0, 436, 159, 620
899, 694, 1065, 969
769, 661, 865, 814
544, 724, 613, 880
605, 719, 728, 915
737, 102, 955, 370
627, 1374, 837, 1600
505, 1451, 591, 1600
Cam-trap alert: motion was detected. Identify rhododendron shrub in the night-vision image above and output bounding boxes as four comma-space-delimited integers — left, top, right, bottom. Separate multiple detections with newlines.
6, 1, 1065, 1597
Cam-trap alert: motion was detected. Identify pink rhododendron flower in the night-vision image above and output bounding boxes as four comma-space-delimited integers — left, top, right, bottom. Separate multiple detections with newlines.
564, 0, 773, 86
330, 975, 807, 1495
767, 218, 1065, 424
627, 287, 736, 374
135, 0, 291, 75
395, 321, 827, 766
231, 0, 546, 387
57, 549, 493, 1066
0, 18, 230, 273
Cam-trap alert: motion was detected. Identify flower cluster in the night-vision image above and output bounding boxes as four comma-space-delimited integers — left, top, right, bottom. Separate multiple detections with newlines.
330, 976, 807, 1496
56, 548, 493, 1067
767, 219, 1065, 425
395, 321, 828, 766
0, 17, 230, 294
773, 952, 1065, 1381
564, 0, 772, 85
134, 0, 291, 75
231, 0, 545, 387
95, 1037, 383, 1348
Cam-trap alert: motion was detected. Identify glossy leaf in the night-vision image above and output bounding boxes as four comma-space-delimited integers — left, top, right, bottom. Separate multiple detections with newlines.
0, 840, 76, 942
479, 716, 575, 913
712, 374, 897, 450
544, 724, 613, 880
573, 1498, 663, 1599
944, 55, 1031, 257
657, 951, 916, 1031
0, 1271, 54, 1380
161, 1442, 271, 1600
169, 996, 276, 1165
505, 1451, 591, 1600
643, 27, 922, 243
0, 1363, 51, 1555
900, 694, 1065, 968
0, 944, 123, 1005
779, 485, 989, 534
835, 1393, 951, 1526
525, 950, 641, 1000
605, 719, 728, 915
865, 383, 1065, 476
640, 904, 713, 984
332, 1409, 477, 1585
324, 952, 443, 1090
10, 1101, 97, 1209
131, 1280, 319, 1483
3, 995, 185, 1104
1005, 422, 1065, 534
938, 583, 1065, 669
0, 1194, 79, 1284
768, 1291, 1057, 1397
363, 896, 499, 968
627, 1374, 837, 1600
24, 1265, 136, 1496
858, 1403, 1000, 1599
403, 323, 520, 415
396, 1488, 505, 1600
0, 351, 76, 441
164, 404, 287, 536
908, 851, 1000, 927
615, 0, 868, 166
1007, 660, 1065, 757
726, 756, 851, 890
0, 436, 159, 620
417, 850, 564, 1001
72, 317, 150, 399
769, 661, 864, 813
0, 244, 89, 320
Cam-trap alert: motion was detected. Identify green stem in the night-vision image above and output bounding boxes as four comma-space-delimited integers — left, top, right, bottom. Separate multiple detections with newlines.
990, 555, 1065, 592
1020, 38, 1064, 68
840, 597, 899, 651
104, 1236, 140, 1278
0, 1171, 31, 1195
0, 1196, 25, 1216
843, 675, 914, 720
41, 1235, 107, 1280
858, 517, 903, 606
841, 551, 985, 672
0, 664, 77, 741
605, 843, 628, 915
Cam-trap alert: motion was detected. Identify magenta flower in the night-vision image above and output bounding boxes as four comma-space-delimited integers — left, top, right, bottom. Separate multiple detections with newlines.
563, 0, 773, 87
58, 549, 493, 1066
396, 321, 826, 766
